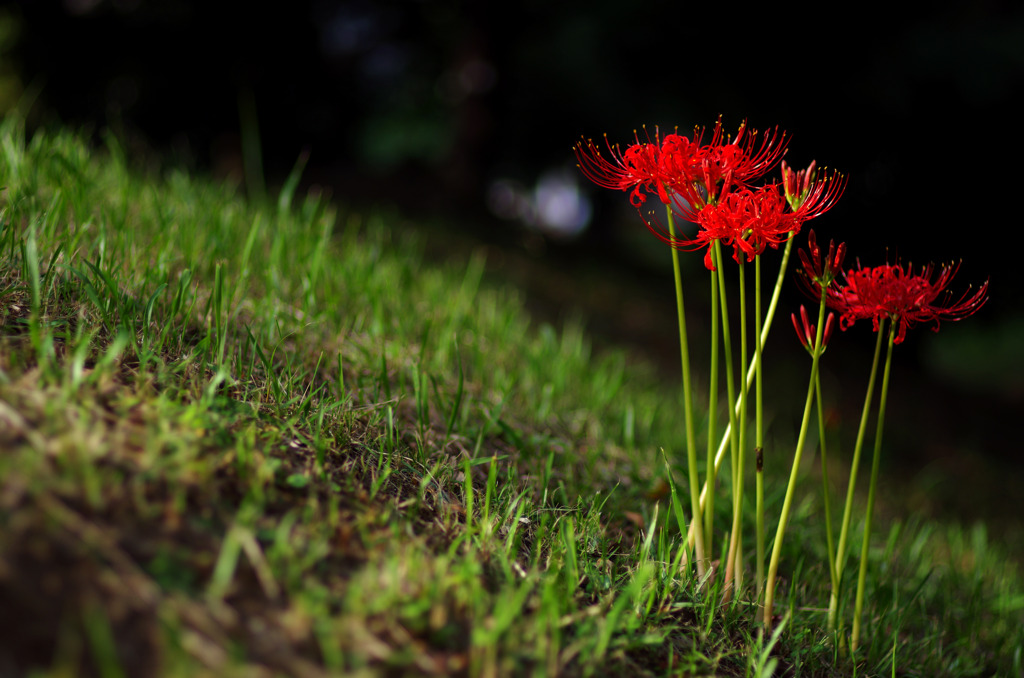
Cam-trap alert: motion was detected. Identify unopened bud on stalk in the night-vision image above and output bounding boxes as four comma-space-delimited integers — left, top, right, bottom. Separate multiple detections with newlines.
792, 305, 835, 354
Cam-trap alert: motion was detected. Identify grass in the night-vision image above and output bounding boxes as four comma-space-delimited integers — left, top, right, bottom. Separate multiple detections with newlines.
0, 116, 1021, 677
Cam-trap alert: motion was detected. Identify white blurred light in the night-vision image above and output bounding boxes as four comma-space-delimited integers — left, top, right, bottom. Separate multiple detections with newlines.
533, 171, 591, 237
487, 170, 592, 239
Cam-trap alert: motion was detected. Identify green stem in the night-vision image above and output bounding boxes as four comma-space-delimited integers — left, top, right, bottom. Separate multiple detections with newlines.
714, 243, 740, 593
816, 364, 838, 603
763, 293, 828, 630
691, 239, 795, 527
666, 206, 706, 578
828, 322, 887, 632
851, 326, 896, 653
728, 259, 749, 594
705, 266, 719, 559
687, 239, 796, 563
755, 254, 765, 602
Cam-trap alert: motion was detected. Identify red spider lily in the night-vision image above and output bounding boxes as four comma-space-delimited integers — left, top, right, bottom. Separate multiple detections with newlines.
662, 161, 841, 272
792, 305, 835, 354
725, 121, 789, 185
666, 180, 834, 269
782, 160, 817, 211
575, 121, 835, 272
778, 160, 848, 232
672, 118, 789, 209
699, 119, 787, 197
576, 119, 789, 214
796, 229, 847, 298
642, 177, 844, 272
825, 261, 990, 344
574, 128, 675, 207
659, 131, 706, 200
684, 185, 797, 270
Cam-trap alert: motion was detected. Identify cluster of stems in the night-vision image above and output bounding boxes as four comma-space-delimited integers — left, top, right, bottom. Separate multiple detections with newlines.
575, 120, 989, 653
670, 213, 804, 610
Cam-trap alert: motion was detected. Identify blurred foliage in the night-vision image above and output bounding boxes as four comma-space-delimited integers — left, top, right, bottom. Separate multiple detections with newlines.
926, 315, 1024, 399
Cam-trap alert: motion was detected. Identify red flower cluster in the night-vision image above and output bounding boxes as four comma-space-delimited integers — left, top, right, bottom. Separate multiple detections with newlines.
822, 262, 990, 344
575, 119, 845, 270
574, 118, 787, 210
686, 185, 793, 270
575, 128, 671, 207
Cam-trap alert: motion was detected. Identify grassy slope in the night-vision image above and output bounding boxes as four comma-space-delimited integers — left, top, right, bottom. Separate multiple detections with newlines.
0, 119, 1021, 677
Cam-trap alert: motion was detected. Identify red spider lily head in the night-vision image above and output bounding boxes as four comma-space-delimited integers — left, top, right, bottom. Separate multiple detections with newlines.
778, 162, 846, 240
660, 131, 703, 174
782, 160, 815, 210
792, 305, 835, 354
574, 128, 672, 206
727, 120, 788, 184
797, 229, 847, 296
694, 118, 788, 205
790, 168, 846, 228
690, 186, 796, 270
826, 261, 990, 344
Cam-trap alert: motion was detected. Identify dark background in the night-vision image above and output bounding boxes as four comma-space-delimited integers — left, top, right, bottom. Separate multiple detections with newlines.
3, 0, 1022, 542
